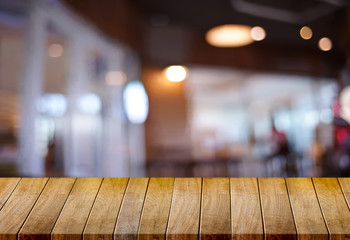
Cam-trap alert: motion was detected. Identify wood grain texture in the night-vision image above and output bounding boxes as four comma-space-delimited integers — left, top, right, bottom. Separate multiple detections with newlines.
114, 178, 149, 240
0, 178, 20, 209
138, 178, 175, 240
258, 178, 296, 240
314, 178, 350, 240
200, 178, 231, 240
230, 178, 263, 240
338, 178, 350, 210
84, 178, 128, 240
285, 178, 328, 240
51, 178, 102, 240
0, 178, 48, 240
166, 178, 201, 240
18, 178, 76, 240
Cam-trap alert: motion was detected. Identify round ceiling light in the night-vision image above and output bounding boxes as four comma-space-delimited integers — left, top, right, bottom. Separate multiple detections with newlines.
205, 24, 254, 47
300, 26, 312, 40
318, 37, 332, 51
250, 26, 266, 41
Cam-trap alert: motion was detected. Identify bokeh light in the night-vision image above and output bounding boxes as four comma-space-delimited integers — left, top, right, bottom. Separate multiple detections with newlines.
205, 24, 254, 47
48, 43, 63, 58
318, 37, 332, 51
165, 65, 188, 82
106, 71, 127, 86
250, 26, 266, 41
300, 26, 312, 40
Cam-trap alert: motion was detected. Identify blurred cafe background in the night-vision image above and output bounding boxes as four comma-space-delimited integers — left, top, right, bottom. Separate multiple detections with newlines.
1, 0, 350, 177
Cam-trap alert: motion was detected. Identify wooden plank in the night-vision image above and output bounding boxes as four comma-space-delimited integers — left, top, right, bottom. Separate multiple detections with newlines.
0, 178, 20, 209
200, 178, 231, 240
114, 178, 149, 240
338, 177, 350, 209
138, 178, 174, 240
314, 178, 350, 240
18, 178, 76, 240
285, 178, 328, 240
83, 178, 128, 240
258, 178, 296, 240
51, 178, 102, 240
0, 178, 48, 240
166, 178, 201, 240
230, 178, 263, 240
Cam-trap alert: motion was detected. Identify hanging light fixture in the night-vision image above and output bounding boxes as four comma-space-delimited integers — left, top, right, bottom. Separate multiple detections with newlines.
205, 24, 254, 47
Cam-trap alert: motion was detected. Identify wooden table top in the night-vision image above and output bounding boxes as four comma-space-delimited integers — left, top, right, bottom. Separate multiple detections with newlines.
0, 178, 349, 240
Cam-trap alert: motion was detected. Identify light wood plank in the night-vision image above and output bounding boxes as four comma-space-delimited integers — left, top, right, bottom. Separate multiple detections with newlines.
338, 178, 350, 210
18, 178, 76, 240
114, 178, 149, 240
51, 178, 102, 240
83, 178, 128, 240
0, 178, 20, 209
285, 178, 328, 240
0, 178, 48, 240
259, 178, 296, 240
200, 178, 231, 240
314, 178, 350, 240
138, 178, 174, 240
166, 178, 201, 240
230, 178, 263, 240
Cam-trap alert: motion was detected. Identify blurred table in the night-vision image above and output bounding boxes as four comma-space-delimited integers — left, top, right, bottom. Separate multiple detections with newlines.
0, 177, 349, 239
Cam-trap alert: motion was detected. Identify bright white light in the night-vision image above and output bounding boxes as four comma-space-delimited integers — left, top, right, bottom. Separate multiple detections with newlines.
318, 37, 332, 51
78, 93, 102, 114
205, 24, 254, 47
305, 110, 319, 127
106, 71, 127, 86
250, 26, 266, 41
123, 81, 149, 124
165, 65, 188, 82
37, 93, 67, 117
48, 43, 63, 58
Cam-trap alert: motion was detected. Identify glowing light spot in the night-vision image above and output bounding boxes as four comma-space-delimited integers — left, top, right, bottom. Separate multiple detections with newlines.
48, 43, 63, 58
165, 65, 188, 82
78, 93, 102, 114
205, 24, 254, 47
123, 81, 149, 124
250, 26, 266, 41
318, 37, 332, 51
300, 26, 312, 40
106, 71, 127, 86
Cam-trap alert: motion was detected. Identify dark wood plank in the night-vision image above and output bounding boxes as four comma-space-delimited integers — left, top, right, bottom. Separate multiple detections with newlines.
258, 178, 296, 240
166, 178, 201, 240
114, 178, 149, 240
138, 178, 174, 240
285, 178, 328, 240
200, 178, 231, 240
19, 178, 76, 240
230, 178, 263, 240
0, 178, 48, 240
83, 178, 128, 240
51, 178, 102, 240
0, 178, 20, 209
314, 178, 350, 240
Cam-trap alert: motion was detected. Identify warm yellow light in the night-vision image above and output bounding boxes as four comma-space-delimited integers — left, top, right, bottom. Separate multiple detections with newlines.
48, 43, 63, 58
250, 26, 266, 41
205, 24, 254, 47
105, 71, 127, 86
300, 26, 312, 40
165, 65, 187, 82
318, 37, 332, 51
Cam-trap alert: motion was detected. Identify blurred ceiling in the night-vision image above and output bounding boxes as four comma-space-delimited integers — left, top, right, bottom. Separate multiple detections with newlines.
60, 0, 350, 76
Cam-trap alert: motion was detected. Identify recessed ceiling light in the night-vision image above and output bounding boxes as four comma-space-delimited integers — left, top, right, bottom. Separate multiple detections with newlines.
205, 24, 254, 47
300, 26, 312, 40
250, 26, 266, 41
318, 37, 332, 51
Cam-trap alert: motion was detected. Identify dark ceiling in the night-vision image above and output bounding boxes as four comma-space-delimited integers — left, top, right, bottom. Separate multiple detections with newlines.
64, 0, 350, 77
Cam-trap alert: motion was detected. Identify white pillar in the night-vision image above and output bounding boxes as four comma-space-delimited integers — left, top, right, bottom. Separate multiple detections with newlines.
18, 4, 45, 176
